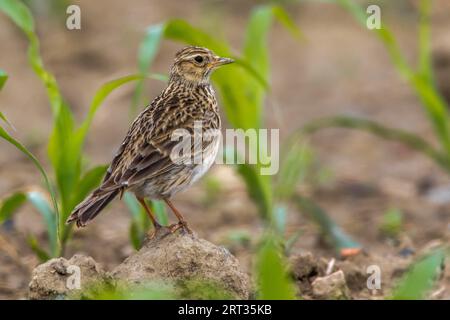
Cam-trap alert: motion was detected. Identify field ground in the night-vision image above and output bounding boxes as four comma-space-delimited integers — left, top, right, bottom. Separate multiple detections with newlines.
0, 0, 449, 299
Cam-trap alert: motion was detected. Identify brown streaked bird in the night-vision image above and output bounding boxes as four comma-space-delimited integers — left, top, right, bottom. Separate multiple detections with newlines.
66, 46, 233, 234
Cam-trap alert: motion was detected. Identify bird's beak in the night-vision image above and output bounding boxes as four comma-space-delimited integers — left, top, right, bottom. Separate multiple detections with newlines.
211, 56, 234, 67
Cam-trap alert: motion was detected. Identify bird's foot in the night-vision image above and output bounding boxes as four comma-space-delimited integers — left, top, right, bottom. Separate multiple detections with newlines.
168, 220, 193, 234
147, 223, 165, 239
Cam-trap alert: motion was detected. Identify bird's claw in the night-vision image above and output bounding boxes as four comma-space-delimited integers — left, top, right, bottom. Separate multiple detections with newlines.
168, 221, 193, 234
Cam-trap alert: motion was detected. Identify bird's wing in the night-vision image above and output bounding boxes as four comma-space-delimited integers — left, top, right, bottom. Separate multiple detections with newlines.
101, 91, 218, 191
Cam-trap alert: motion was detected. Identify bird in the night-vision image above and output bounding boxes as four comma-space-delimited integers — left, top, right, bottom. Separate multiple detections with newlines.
66, 46, 234, 235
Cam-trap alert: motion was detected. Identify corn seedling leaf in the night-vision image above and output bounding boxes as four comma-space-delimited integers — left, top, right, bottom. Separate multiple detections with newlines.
380, 208, 403, 238
132, 24, 165, 113
150, 200, 168, 226
0, 124, 59, 239
124, 192, 150, 249
301, 115, 450, 172
273, 204, 287, 235
392, 249, 444, 300
0, 69, 8, 90
78, 74, 144, 142
256, 235, 297, 299
27, 191, 58, 257
295, 195, 361, 256
0, 0, 64, 115
275, 140, 314, 201
26, 235, 50, 262
337, 0, 450, 166
237, 164, 273, 221
418, 0, 433, 83
0, 192, 26, 223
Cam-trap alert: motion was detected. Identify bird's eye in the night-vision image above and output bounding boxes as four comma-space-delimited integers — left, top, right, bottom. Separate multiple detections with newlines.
194, 55, 204, 63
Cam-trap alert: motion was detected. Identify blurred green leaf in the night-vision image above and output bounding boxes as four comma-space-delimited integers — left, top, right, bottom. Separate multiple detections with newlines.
271, 5, 303, 39
392, 249, 444, 300
124, 192, 150, 250
275, 140, 314, 201
0, 69, 8, 90
150, 200, 168, 226
273, 205, 287, 235
380, 208, 403, 238
26, 235, 50, 262
0, 192, 26, 223
129, 221, 141, 251
302, 116, 450, 172
78, 74, 144, 141
295, 195, 361, 256
0, 111, 14, 129
132, 24, 165, 113
0, 124, 59, 230
27, 191, 58, 257
285, 229, 302, 255
163, 19, 230, 54
256, 235, 297, 299
78, 281, 175, 300
0, 0, 64, 115
237, 164, 273, 221
337, 0, 450, 165
0, 0, 34, 34
179, 279, 236, 300
418, 0, 433, 83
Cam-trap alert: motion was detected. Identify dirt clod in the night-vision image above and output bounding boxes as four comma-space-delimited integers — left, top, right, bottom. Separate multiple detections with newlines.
28, 254, 106, 300
112, 229, 250, 299
311, 270, 351, 300
28, 230, 250, 299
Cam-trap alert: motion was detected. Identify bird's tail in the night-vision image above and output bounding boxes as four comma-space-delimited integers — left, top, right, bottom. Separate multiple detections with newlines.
66, 188, 120, 227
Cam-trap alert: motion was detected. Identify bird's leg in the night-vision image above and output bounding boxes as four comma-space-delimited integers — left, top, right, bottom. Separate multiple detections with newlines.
164, 199, 193, 234
136, 197, 162, 237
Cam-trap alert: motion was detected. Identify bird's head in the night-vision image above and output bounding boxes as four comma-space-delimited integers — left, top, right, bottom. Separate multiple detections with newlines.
169, 46, 234, 86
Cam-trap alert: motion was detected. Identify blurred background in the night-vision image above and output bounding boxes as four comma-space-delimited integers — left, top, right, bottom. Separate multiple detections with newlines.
1, 0, 450, 299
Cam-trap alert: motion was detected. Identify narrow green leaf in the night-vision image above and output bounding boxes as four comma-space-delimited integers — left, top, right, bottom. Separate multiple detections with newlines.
275, 140, 314, 201
285, 230, 302, 255
129, 221, 141, 250
380, 208, 403, 238
26, 235, 50, 262
78, 74, 143, 141
0, 0, 63, 115
0, 192, 26, 223
132, 24, 165, 113
392, 249, 444, 299
337, 0, 450, 165
150, 200, 168, 226
27, 191, 58, 257
271, 5, 303, 40
0, 69, 8, 90
237, 164, 273, 221
273, 205, 287, 235
301, 116, 450, 172
418, 0, 433, 83
124, 192, 142, 223
163, 19, 230, 54
257, 235, 297, 299
0, 0, 34, 34
295, 195, 361, 255
0, 125, 59, 231
124, 192, 150, 249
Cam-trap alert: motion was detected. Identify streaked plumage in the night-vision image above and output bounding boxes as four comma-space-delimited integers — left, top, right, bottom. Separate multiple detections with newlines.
66, 46, 233, 233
